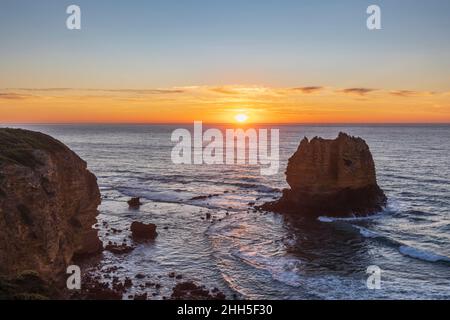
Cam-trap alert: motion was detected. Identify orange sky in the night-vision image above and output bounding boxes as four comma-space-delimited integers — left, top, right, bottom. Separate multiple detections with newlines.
1, 86, 449, 124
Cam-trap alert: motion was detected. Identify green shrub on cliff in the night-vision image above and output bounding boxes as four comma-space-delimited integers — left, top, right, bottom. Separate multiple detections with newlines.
0, 128, 66, 168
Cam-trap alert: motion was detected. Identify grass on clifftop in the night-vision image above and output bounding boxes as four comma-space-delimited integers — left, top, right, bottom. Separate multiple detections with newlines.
0, 271, 51, 300
0, 128, 67, 168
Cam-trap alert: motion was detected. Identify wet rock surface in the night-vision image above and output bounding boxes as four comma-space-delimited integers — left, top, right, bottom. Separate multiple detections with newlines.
127, 197, 142, 209
171, 281, 226, 300
130, 221, 158, 241
263, 132, 387, 217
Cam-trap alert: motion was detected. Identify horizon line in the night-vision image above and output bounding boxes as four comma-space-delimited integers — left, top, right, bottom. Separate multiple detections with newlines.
2, 122, 450, 126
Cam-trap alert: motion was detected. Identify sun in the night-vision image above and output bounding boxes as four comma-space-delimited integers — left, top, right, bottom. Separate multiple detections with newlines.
234, 113, 248, 123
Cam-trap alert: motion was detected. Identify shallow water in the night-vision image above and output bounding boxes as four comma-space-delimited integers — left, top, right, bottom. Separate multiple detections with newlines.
7, 124, 450, 299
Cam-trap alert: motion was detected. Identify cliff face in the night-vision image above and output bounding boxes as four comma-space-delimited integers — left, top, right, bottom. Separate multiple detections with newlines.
264, 132, 386, 217
0, 128, 102, 281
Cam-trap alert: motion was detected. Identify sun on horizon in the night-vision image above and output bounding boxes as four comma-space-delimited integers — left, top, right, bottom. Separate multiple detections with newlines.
234, 114, 249, 123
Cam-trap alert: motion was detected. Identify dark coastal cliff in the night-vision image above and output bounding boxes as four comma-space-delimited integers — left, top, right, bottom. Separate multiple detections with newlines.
0, 128, 102, 289
263, 132, 386, 217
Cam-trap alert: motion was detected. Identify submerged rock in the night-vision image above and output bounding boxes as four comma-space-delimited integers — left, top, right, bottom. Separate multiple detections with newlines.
127, 197, 142, 209
263, 132, 386, 217
130, 221, 158, 240
73, 275, 123, 300
171, 281, 226, 300
105, 243, 135, 255
0, 128, 102, 284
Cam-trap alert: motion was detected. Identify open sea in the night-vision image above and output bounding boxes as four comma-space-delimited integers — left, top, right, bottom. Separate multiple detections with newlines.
4, 124, 450, 300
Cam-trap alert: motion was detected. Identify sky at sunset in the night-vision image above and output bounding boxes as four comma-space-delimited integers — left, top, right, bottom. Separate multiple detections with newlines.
1, 0, 449, 123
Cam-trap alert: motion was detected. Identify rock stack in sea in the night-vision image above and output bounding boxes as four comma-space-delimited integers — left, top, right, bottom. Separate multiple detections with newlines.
0, 128, 102, 298
262, 132, 387, 217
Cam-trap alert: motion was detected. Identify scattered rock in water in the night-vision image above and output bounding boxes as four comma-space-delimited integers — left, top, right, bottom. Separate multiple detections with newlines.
111, 277, 126, 293
75, 275, 123, 300
191, 194, 220, 200
124, 277, 133, 288
127, 197, 142, 209
171, 281, 226, 300
168, 272, 183, 280
105, 243, 134, 255
262, 132, 387, 217
130, 221, 158, 241
103, 266, 119, 273
134, 292, 147, 300
135, 273, 145, 279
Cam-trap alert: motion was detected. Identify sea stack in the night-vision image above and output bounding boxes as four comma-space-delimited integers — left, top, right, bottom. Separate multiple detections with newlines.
0, 128, 102, 283
263, 132, 386, 217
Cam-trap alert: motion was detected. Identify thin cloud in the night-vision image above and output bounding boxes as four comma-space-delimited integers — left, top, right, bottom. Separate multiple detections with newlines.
340, 88, 376, 96
209, 87, 240, 95
11, 88, 74, 92
290, 86, 323, 94
390, 90, 416, 97
5, 88, 185, 95
208, 86, 273, 96
389, 90, 436, 97
0, 93, 31, 100
101, 89, 185, 94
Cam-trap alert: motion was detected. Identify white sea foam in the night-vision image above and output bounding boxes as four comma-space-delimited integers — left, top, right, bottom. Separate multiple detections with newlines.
354, 226, 381, 238
317, 214, 381, 223
233, 250, 302, 287
317, 216, 335, 223
399, 245, 450, 263
318, 216, 382, 238
317, 199, 400, 224
119, 187, 193, 203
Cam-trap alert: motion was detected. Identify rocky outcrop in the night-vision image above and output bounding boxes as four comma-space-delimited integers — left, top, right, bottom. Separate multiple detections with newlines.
105, 243, 134, 255
0, 128, 102, 283
130, 222, 158, 241
127, 197, 142, 209
263, 132, 386, 217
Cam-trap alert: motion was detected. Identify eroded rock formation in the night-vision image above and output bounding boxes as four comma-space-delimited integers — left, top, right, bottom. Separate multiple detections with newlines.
127, 197, 142, 209
130, 221, 158, 241
263, 132, 386, 217
0, 128, 102, 283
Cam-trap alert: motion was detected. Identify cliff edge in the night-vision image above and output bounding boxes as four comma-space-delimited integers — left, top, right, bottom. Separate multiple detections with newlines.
0, 128, 102, 287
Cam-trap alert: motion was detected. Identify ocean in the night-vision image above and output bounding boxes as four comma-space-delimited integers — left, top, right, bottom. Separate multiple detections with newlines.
5, 124, 450, 299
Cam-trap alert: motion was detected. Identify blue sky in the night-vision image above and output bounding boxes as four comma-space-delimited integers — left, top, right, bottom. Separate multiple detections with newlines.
1, 0, 449, 91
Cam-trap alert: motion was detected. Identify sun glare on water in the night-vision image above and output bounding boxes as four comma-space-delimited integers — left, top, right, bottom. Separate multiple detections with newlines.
235, 114, 248, 123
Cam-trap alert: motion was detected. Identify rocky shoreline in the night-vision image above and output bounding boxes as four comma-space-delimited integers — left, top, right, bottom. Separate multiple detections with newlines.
0, 129, 385, 299
0, 128, 226, 300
